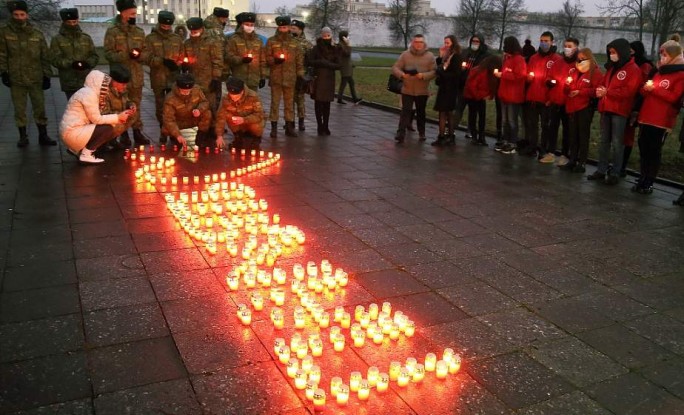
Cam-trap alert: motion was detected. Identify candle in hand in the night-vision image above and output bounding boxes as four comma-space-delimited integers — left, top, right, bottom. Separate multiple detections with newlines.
646, 80, 654, 87
529, 71, 535, 77
567, 76, 573, 84
279, 53, 285, 59
493, 68, 499, 75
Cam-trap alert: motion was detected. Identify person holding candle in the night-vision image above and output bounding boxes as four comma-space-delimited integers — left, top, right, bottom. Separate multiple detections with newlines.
463, 55, 501, 147
290, 19, 313, 131
98, 65, 140, 152
204, 7, 230, 87
632, 36, 684, 194
161, 73, 211, 149
392, 34, 436, 143
225, 12, 266, 92
587, 38, 642, 185
562, 48, 603, 173
308, 27, 342, 136
494, 36, 527, 154
60, 69, 137, 163
215, 77, 265, 150
431, 35, 462, 146
455, 34, 492, 139
265, 16, 304, 138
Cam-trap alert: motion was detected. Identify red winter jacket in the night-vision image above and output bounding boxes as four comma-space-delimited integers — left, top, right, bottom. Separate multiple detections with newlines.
547, 58, 576, 105
464, 65, 492, 101
638, 64, 684, 130
564, 66, 604, 114
525, 52, 561, 103
598, 58, 642, 117
497, 53, 526, 104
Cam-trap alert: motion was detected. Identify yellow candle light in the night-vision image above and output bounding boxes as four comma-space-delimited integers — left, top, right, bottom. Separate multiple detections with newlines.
382, 302, 392, 315
226, 275, 239, 291
449, 354, 462, 374
360, 312, 371, 329
309, 365, 321, 383
274, 338, 286, 355
377, 373, 389, 392
389, 361, 401, 381
313, 389, 326, 411
443, 348, 455, 364
286, 358, 299, 378
330, 376, 342, 397
278, 345, 290, 364
329, 326, 341, 343
493, 68, 499, 75
319, 312, 330, 328
425, 352, 437, 372
567, 76, 573, 84
368, 303, 379, 320
529, 71, 535, 77
311, 339, 323, 357
397, 368, 410, 387
296, 343, 308, 359
353, 330, 365, 348
336, 384, 349, 405
367, 366, 379, 387
349, 371, 362, 392
355, 305, 365, 321
239, 309, 251, 325
646, 79, 654, 87
193, 176, 199, 184
413, 363, 425, 383
294, 369, 307, 389
273, 313, 284, 329
334, 306, 345, 322
358, 380, 370, 400
333, 333, 345, 352
341, 312, 351, 329
405, 357, 417, 375
436, 360, 448, 379
306, 380, 318, 401
405, 320, 415, 337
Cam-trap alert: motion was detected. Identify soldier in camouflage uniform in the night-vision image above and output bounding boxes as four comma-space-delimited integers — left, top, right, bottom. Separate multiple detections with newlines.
0, 0, 56, 147
145, 10, 184, 144
265, 16, 304, 138
225, 12, 266, 91
204, 8, 229, 97
290, 19, 312, 131
104, 0, 149, 146
162, 73, 211, 147
183, 17, 223, 148
50, 8, 99, 100
101, 66, 139, 150
215, 77, 265, 150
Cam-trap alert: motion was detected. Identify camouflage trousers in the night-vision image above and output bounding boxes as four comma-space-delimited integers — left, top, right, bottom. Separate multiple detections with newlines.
269, 84, 295, 122
10, 84, 47, 127
230, 122, 264, 138
128, 83, 143, 129
295, 90, 306, 119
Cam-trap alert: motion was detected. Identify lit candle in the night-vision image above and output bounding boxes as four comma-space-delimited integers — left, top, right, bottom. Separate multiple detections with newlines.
355, 305, 365, 321
405, 357, 417, 375
239, 309, 251, 325
296, 343, 308, 359
278, 345, 290, 364
309, 365, 321, 383
250, 292, 263, 311
358, 380, 370, 400
287, 358, 299, 378
330, 376, 342, 397
334, 306, 345, 322
566, 76, 573, 84
349, 371, 362, 392
397, 368, 410, 387
436, 360, 448, 379
341, 312, 351, 329
329, 326, 341, 343
443, 348, 455, 364
405, 320, 415, 337
367, 366, 379, 387
353, 330, 365, 347
449, 354, 462, 374
226, 275, 239, 291
461, 61, 467, 68
389, 361, 401, 381
333, 333, 345, 352
274, 338, 285, 355
294, 369, 307, 389
319, 312, 330, 328
279, 53, 285, 59
305, 380, 317, 401
529, 71, 535, 77
412, 363, 425, 383
313, 389, 326, 411
425, 353, 437, 372
377, 373, 389, 392
646, 80, 654, 87
382, 302, 392, 315
336, 384, 349, 405
493, 68, 499, 75
311, 339, 323, 357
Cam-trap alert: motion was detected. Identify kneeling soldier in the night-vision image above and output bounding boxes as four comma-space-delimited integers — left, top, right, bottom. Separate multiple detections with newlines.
162, 73, 211, 147
215, 77, 264, 149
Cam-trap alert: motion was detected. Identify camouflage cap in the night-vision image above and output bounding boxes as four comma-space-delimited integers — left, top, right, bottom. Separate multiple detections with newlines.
158, 10, 175, 25
275, 16, 291, 26
59, 8, 79, 21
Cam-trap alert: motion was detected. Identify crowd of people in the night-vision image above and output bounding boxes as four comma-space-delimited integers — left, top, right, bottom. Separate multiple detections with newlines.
1, 0, 683, 203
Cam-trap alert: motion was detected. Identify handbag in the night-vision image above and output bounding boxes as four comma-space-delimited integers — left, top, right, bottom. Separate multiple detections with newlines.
387, 74, 403, 94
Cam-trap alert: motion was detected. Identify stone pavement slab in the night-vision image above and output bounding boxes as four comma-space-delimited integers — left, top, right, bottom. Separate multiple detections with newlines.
1, 78, 684, 414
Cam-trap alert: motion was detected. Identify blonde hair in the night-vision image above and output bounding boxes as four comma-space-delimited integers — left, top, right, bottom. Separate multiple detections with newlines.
578, 47, 599, 78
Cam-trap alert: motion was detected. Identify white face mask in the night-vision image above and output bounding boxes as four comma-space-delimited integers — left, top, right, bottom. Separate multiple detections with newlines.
609, 53, 619, 62
471, 43, 480, 51
660, 54, 670, 65
564, 47, 576, 58
190, 31, 201, 38
243, 25, 254, 34
576, 60, 591, 73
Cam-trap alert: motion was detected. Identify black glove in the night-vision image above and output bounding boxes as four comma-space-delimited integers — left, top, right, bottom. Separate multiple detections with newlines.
258, 78, 266, 89
436, 57, 443, 65
163, 58, 178, 71
545, 79, 557, 88
209, 79, 221, 92
404, 69, 418, 76
72, 61, 88, 70
129, 48, 142, 60
242, 55, 254, 64
274, 56, 285, 64
1, 72, 9, 87
42, 76, 51, 90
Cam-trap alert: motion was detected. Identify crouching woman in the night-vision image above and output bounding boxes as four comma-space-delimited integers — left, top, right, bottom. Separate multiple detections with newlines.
60, 69, 135, 164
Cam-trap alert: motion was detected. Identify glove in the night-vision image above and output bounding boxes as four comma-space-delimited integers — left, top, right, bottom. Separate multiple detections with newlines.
163, 59, 178, 71
436, 57, 443, 65
545, 79, 557, 88
209, 79, 221, 93
42, 76, 51, 90
72, 61, 88, 70
258, 78, 266, 89
1, 72, 9, 87
242, 55, 254, 64
274, 56, 285, 64
129, 48, 141, 60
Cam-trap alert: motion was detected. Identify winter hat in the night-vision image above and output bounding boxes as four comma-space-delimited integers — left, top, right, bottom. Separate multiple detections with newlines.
275, 16, 291, 26
59, 8, 79, 21
186, 17, 203, 30
116, 0, 136, 12
661, 34, 682, 58
158, 10, 174, 25
110, 65, 131, 83
320, 27, 332, 36
291, 19, 305, 30
235, 12, 256, 24
7, 0, 28, 12
212, 7, 229, 18
226, 77, 244, 94
176, 73, 195, 89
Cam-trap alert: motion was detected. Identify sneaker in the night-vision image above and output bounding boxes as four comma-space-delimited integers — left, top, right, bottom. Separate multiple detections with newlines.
501, 142, 517, 154
556, 155, 570, 166
79, 149, 104, 164
494, 141, 505, 152
337, 100, 347, 105
587, 171, 605, 181
539, 153, 556, 163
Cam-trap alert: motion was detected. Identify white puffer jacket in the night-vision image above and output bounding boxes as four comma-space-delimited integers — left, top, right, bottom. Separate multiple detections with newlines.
59, 70, 121, 152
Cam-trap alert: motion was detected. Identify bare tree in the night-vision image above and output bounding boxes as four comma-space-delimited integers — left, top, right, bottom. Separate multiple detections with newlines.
489, 0, 526, 50
550, 0, 585, 39
0, 0, 60, 21
645, 0, 684, 54
387, 0, 427, 49
274, 6, 296, 16
599, 0, 647, 40
456, 0, 493, 40
305, 0, 348, 33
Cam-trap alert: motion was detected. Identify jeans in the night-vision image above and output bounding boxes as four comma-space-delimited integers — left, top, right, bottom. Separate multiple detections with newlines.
398, 94, 428, 135
598, 113, 627, 176
502, 103, 521, 143
543, 104, 568, 155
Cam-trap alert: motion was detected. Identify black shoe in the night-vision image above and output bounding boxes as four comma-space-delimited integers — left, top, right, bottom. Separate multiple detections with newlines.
632, 184, 653, 194
298, 118, 305, 131
587, 171, 605, 181
159, 135, 168, 144
605, 175, 619, 185
353, 98, 363, 105
407, 125, 415, 132
431, 135, 445, 146
523, 148, 538, 158
17, 137, 29, 148
119, 131, 132, 148
324, 128, 331, 136
674, 193, 684, 205
337, 100, 346, 104
270, 121, 278, 138
394, 132, 405, 143
559, 162, 576, 171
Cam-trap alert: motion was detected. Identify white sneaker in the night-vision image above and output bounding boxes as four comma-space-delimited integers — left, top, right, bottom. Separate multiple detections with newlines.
79, 149, 104, 164
539, 153, 556, 163
556, 155, 570, 166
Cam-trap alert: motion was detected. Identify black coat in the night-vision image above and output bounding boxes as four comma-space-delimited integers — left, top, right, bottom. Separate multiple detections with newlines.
433, 53, 462, 111
308, 38, 341, 102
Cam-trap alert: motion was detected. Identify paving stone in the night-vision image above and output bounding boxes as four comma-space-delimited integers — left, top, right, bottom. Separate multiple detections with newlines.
79, 278, 156, 312
139, 248, 210, 274
433, 218, 490, 237
406, 261, 479, 289
438, 281, 517, 316
0, 352, 91, 413
527, 267, 603, 296
93, 378, 201, 415
75, 254, 146, 281
388, 292, 468, 327
350, 226, 414, 248
68, 206, 122, 225
333, 248, 393, 274
88, 337, 186, 394
161, 294, 236, 333
73, 235, 137, 259
639, 357, 684, 400
586, 372, 684, 415
468, 352, 573, 410
535, 296, 617, 333
2, 260, 77, 292
394, 223, 453, 243
6, 398, 93, 415
6, 242, 74, 267
477, 271, 563, 305
0, 285, 80, 323
0, 314, 83, 362
624, 314, 684, 355
613, 278, 684, 312
476, 307, 568, 347
421, 318, 516, 362
517, 391, 612, 415
421, 237, 485, 259
149, 269, 226, 302
126, 217, 178, 234
355, 269, 429, 298
84, 303, 169, 347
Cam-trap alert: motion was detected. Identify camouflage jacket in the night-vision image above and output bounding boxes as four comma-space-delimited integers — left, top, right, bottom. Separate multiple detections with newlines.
292, 33, 313, 67
215, 87, 264, 137
145, 26, 184, 91
264, 31, 304, 87
163, 84, 210, 137
102, 87, 139, 124
104, 16, 146, 89
204, 15, 228, 79
0, 19, 51, 86
50, 23, 99, 93
183, 32, 223, 91
225, 27, 266, 89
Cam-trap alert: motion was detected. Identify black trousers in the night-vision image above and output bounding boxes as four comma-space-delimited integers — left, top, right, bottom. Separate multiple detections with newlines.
466, 99, 486, 138
543, 104, 568, 155
567, 106, 593, 164
338, 76, 358, 101
638, 124, 669, 186
86, 124, 117, 151
398, 94, 428, 135
314, 101, 331, 129
525, 102, 551, 150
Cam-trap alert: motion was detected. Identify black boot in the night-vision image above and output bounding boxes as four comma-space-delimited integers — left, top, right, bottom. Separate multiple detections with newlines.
443, 132, 455, 146
270, 121, 278, 138
322, 103, 331, 135
17, 126, 28, 148
679, 142, 684, 153
119, 131, 132, 147
620, 146, 632, 177
285, 121, 298, 137
477, 133, 487, 146
431, 134, 446, 146
298, 118, 305, 131
37, 124, 56, 146
133, 129, 150, 145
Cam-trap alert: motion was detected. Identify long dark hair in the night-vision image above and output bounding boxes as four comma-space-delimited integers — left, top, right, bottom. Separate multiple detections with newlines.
503, 36, 522, 55
444, 35, 461, 56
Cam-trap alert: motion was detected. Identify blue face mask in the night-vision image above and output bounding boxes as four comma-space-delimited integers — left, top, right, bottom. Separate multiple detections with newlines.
539, 41, 550, 52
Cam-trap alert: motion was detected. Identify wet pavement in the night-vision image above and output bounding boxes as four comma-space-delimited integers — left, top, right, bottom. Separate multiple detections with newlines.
1, 77, 683, 415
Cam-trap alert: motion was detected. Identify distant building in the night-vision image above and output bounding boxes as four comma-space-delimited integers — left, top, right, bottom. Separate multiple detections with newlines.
294, 0, 441, 18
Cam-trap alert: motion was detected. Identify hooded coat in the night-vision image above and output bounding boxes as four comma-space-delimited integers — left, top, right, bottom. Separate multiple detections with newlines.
599, 38, 642, 117
60, 70, 121, 152
49, 23, 99, 93
526, 47, 561, 103
391, 42, 436, 96
459, 34, 490, 88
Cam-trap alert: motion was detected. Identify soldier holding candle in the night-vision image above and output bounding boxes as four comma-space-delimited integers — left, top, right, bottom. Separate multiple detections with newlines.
162, 73, 211, 148
225, 12, 266, 91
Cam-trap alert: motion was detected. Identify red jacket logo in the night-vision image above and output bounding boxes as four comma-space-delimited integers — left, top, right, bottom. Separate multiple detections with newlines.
546, 61, 554, 69
659, 79, 670, 89
617, 70, 627, 80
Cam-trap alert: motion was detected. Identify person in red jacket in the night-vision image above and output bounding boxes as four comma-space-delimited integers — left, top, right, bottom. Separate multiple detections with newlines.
587, 38, 642, 185
523, 31, 561, 157
494, 36, 526, 154
632, 38, 684, 194
463, 55, 501, 146
541, 37, 579, 164
561, 48, 603, 172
